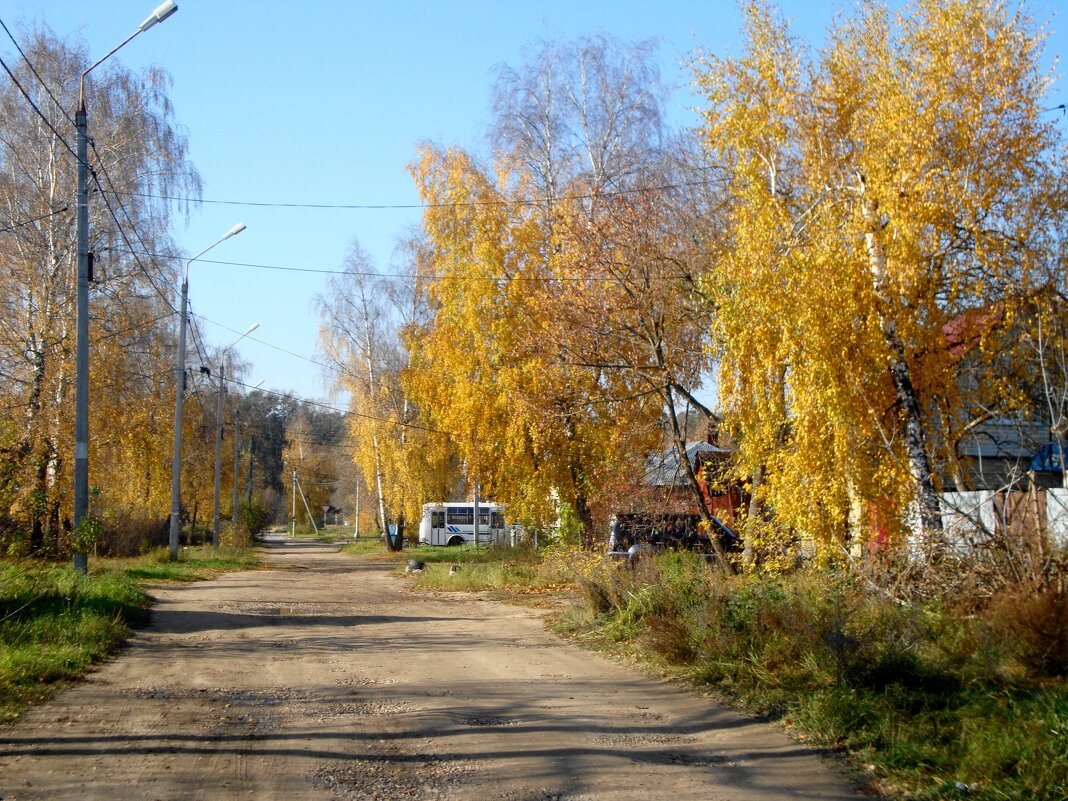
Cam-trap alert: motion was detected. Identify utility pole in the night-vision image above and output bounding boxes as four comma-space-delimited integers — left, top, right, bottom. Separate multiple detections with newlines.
212, 360, 226, 548
291, 467, 296, 538
354, 481, 360, 539
72, 96, 90, 575
473, 481, 480, 550
210, 332, 257, 549
168, 223, 247, 560
246, 436, 254, 508
72, 1, 178, 574
231, 413, 240, 533
168, 277, 190, 561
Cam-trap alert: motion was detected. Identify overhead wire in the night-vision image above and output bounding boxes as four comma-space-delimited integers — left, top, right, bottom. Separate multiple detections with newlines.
226, 375, 445, 435
186, 302, 211, 374
88, 142, 180, 314
0, 52, 78, 160
1, 21, 697, 435
94, 310, 174, 342
2, 19, 181, 318
192, 311, 367, 386
113, 250, 647, 282
0, 205, 70, 235
0, 17, 76, 127
103, 178, 720, 211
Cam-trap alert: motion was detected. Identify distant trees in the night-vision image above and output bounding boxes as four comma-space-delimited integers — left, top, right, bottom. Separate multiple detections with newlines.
317, 241, 456, 544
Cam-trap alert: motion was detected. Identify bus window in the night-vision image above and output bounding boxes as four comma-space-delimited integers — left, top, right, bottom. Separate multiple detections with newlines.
491, 511, 503, 528
447, 507, 473, 526
479, 511, 490, 528
431, 511, 444, 528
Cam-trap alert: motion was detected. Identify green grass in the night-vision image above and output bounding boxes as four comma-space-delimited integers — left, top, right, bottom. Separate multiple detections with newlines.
100, 546, 259, 582
342, 539, 575, 596
0, 546, 259, 722
340, 538, 506, 563
407, 552, 568, 593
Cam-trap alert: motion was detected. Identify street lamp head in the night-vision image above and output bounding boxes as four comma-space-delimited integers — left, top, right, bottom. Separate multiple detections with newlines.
244, 322, 260, 336
184, 222, 248, 282
139, 1, 178, 33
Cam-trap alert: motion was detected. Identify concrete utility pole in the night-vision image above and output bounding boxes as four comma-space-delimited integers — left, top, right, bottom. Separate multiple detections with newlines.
473, 482, 480, 550
169, 223, 246, 561
212, 360, 226, 547
353, 481, 360, 539
231, 414, 240, 532
291, 467, 297, 538
74, 0, 178, 574
246, 439, 255, 507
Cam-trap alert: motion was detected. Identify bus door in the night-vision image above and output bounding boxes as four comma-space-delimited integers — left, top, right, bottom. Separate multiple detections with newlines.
478, 507, 492, 543
431, 509, 446, 545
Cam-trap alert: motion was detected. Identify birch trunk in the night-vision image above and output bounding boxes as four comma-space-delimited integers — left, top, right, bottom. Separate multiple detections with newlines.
862, 197, 943, 556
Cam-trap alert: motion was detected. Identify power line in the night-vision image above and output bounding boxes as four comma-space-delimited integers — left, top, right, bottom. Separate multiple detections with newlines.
193, 312, 417, 407
94, 310, 174, 342
226, 374, 446, 435
195, 312, 329, 367
0, 52, 78, 160
3, 17, 183, 323
192, 311, 369, 385
113, 249, 668, 283
88, 142, 179, 314
0, 17, 76, 128
102, 178, 719, 211
0, 205, 70, 235
92, 182, 177, 315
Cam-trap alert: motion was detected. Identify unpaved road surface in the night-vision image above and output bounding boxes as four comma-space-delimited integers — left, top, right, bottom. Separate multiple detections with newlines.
0, 539, 866, 800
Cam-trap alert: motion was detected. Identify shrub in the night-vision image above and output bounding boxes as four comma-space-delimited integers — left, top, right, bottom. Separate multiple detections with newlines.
240, 500, 271, 538
96, 509, 169, 557
985, 582, 1068, 677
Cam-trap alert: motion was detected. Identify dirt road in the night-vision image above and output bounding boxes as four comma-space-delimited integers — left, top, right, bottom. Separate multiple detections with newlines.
0, 539, 866, 800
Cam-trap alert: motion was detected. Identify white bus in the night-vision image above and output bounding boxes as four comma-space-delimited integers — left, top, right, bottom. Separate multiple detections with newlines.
418, 502, 507, 546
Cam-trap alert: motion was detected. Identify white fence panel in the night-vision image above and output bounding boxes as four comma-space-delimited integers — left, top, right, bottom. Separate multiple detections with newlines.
940, 491, 995, 551
1048, 488, 1068, 547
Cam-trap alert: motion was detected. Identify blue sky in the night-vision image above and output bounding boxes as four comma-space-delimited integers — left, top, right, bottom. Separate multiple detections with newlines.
3, 0, 1067, 407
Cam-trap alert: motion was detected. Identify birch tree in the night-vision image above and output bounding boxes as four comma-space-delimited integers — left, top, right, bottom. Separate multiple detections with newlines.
695, 0, 1067, 559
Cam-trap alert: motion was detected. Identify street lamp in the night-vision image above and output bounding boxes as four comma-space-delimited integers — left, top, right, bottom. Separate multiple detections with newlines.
232, 378, 265, 534
168, 222, 246, 560
73, 0, 179, 574
213, 323, 259, 548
